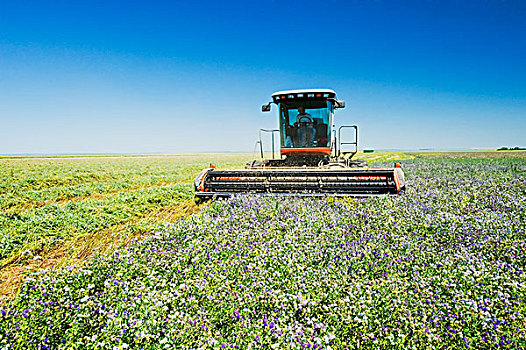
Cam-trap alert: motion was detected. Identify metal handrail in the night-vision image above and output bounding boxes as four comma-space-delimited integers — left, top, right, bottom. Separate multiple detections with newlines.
338, 125, 358, 158
253, 140, 263, 159
259, 129, 280, 159
331, 129, 337, 158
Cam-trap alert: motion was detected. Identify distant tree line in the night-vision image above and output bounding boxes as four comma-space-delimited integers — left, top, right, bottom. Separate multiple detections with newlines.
497, 146, 526, 151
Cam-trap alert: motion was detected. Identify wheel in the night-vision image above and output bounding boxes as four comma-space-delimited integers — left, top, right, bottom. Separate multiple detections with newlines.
298, 116, 313, 125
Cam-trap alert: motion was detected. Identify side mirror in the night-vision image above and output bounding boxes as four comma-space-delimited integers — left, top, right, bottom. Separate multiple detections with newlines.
261, 103, 272, 112
334, 100, 345, 109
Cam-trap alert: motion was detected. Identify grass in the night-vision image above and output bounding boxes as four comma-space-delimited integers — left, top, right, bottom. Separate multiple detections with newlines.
0, 153, 251, 300
1, 153, 524, 349
1, 150, 523, 302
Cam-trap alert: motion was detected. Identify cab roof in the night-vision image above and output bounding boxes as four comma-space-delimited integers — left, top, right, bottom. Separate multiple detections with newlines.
271, 89, 337, 103
271, 88, 336, 97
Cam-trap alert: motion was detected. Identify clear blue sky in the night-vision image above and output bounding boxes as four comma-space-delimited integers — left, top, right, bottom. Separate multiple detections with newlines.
1, 0, 525, 154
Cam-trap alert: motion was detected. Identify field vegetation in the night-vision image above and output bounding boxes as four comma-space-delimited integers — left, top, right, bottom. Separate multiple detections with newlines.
0, 154, 252, 298
0, 151, 525, 349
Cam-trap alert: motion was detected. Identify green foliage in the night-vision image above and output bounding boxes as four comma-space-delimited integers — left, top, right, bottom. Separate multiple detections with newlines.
0, 154, 250, 267
1, 154, 525, 349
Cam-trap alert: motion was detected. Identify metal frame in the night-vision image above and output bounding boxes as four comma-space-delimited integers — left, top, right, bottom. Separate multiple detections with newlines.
338, 125, 358, 159
197, 168, 401, 197
253, 140, 263, 160
257, 128, 280, 159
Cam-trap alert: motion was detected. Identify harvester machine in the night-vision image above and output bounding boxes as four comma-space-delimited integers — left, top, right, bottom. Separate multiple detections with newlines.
194, 89, 405, 198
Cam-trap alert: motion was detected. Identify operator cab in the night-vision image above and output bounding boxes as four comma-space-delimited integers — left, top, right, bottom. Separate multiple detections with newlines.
263, 89, 345, 157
